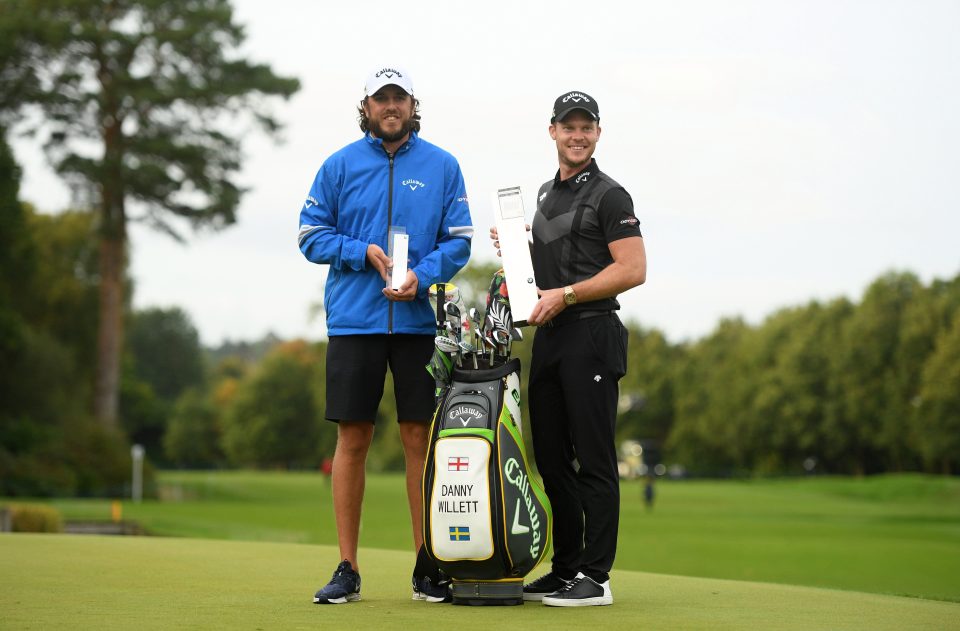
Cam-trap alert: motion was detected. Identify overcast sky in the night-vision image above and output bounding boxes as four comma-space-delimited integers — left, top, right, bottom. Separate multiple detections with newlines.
12, 0, 960, 346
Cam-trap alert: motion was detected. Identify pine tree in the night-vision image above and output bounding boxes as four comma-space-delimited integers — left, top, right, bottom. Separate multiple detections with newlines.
0, 0, 300, 426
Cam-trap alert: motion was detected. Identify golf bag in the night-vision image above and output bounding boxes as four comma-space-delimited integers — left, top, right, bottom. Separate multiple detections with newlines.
421, 354, 552, 605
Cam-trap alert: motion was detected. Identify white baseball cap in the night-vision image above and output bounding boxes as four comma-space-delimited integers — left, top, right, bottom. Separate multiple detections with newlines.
364, 65, 414, 96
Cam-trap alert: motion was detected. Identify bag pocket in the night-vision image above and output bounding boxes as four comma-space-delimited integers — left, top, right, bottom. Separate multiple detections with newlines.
428, 436, 494, 562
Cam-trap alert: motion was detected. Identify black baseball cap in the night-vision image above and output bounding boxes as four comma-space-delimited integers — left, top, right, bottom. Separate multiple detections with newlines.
551, 91, 600, 123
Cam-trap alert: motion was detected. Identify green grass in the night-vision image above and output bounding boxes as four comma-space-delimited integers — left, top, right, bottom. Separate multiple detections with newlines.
20, 472, 960, 602
2, 534, 958, 630
620, 474, 960, 601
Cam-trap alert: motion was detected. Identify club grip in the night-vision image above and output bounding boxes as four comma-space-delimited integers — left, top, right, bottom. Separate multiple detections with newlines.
435, 283, 445, 330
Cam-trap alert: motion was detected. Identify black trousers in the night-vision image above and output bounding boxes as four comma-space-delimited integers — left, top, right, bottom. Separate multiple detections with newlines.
529, 312, 627, 584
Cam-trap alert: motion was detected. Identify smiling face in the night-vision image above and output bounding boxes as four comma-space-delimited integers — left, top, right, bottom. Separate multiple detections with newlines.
549, 110, 601, 179
363, 84, 415, 149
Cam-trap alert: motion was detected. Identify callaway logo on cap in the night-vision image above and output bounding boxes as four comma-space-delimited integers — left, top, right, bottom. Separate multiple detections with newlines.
365, 65, 414, 96
551, 90, 600, 123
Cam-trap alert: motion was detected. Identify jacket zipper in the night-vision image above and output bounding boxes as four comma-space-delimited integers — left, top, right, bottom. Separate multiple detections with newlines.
386, 151, 395, 334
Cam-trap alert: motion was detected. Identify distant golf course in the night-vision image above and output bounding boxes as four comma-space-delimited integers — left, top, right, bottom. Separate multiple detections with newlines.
3, 473, 959, 629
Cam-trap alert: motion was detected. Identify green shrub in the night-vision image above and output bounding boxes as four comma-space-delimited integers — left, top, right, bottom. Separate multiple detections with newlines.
0, 418, 156, 498
62, 420, 139, 497
0, 448, 78, 496
6, 503, 63, 532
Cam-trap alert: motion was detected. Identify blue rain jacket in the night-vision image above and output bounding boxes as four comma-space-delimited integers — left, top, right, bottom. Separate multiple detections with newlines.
298, 132, 473, 335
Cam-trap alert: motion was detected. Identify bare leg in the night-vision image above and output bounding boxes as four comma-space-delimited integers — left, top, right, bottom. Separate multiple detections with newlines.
332, 421, 375, 572
398, 421, 429, 552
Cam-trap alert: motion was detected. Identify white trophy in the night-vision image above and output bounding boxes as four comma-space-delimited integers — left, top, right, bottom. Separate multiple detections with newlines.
493, 186, 538, 326
390, 230, 409, 290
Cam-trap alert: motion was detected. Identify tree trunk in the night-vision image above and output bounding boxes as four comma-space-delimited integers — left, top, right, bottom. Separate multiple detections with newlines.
93, 86, 127, 427
93, 213, 126, 427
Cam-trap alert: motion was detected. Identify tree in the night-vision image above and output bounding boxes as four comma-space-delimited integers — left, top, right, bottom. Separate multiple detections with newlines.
163, 388, 223, 468
164, 355, 247, 468
126, 307, 205, 402
914, 311, 960, 474
668, 317, 755, 473
2, 204, 101, 424
0, 0, 300, 427
0, 125, 33, 371
746, 302, 839, 473
1, 133, 137, 496
120, 307, 206, 459
616, 325, 677, 448
221, 340, 328, 468
831, 272, 920, 473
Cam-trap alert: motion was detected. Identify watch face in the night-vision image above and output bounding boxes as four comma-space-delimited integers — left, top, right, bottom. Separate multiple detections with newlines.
564, 289, 576, 305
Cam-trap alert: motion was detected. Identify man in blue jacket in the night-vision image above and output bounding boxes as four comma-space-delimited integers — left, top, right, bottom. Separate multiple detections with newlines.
299, 65, 473, 604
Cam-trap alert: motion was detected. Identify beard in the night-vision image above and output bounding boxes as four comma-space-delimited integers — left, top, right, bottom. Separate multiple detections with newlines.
559, 153, 591, 174
558, 144, 595, 172
368, 117, 415, 143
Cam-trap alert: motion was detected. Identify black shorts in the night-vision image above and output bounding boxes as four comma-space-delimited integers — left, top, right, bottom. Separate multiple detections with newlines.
325, 334, 436, 423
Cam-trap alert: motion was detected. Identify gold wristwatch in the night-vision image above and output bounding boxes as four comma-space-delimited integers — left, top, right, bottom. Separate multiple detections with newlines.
563, 285, 578, 306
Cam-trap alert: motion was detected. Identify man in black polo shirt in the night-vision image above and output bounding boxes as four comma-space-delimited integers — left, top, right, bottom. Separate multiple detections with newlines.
510, 91, 646, 607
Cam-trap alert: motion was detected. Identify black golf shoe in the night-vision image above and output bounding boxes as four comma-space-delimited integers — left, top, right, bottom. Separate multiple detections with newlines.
522, 572, 573, 601
541, 573, 613, 607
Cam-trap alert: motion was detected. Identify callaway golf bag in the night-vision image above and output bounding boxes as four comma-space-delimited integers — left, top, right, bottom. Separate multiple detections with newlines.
422, 274, 552, 605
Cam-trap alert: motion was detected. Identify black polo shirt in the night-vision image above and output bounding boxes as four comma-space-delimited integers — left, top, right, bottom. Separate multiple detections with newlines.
531, 159, 641, 313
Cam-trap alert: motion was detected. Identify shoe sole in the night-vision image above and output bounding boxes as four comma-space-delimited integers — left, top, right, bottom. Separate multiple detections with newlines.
542, 595, 612, 607
314, 593, 361, 604
522, 593, 548, 602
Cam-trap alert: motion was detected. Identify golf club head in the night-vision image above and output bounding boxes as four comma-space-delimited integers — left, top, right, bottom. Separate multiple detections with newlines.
443, 302, 463, 342
444, 302, 461, 330
491, 329, 511, 360
435, 335, 461, 354
467, 308, 481, 347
